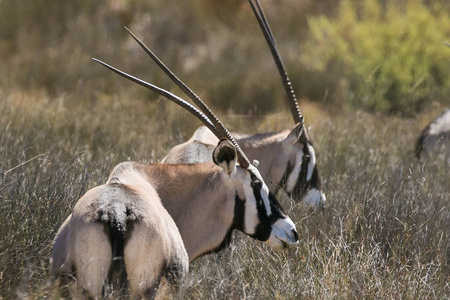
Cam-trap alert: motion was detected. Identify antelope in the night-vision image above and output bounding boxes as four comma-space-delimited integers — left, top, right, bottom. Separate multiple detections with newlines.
161, 0, 326, 209
51, 28, 299, 298
415, 43, 450, 162
416, 108, 450, 161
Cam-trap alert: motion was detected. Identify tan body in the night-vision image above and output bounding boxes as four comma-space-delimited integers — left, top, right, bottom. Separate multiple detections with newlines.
112, 161, 246, 260
108, 158, 296, 260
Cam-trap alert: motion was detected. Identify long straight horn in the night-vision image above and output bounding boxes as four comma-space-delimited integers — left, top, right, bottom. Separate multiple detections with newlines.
124, 27, 251, 169
92, 58, 220, 138
248, 0, 304, 126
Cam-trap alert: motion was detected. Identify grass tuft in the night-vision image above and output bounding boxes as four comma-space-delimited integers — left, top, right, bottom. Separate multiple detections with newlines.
0, 90, 448, 298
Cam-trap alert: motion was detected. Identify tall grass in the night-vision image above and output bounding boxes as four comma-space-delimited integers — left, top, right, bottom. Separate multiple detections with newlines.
0, 89, 448, 298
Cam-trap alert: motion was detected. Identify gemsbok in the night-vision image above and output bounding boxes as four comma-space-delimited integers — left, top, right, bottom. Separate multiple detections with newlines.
416, 108, 450, 161
51, 29, 299, 298
161, 0, 326, 209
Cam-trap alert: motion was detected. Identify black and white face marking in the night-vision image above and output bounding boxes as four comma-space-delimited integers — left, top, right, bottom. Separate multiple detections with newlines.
279, 141, 326, 210
212, 140, 298, 250
242, 165, 298, 250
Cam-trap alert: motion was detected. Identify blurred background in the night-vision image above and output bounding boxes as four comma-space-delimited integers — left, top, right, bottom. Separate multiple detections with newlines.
0, 0, 449, 117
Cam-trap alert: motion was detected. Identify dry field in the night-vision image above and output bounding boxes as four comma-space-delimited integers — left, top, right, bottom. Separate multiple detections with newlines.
0, 89, 448, 299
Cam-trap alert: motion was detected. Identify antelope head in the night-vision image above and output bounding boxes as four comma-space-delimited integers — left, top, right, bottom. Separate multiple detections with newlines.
248, 0, 325, 209
211, 138, 299, 251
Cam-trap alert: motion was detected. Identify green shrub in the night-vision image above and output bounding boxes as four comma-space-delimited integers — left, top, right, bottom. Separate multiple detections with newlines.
302, 0, 450, 115
1, 0, 449, 116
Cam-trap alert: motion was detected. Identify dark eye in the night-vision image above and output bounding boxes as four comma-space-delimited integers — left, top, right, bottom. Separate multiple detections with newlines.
251, 180, 262, 189
304, 154, 310, 162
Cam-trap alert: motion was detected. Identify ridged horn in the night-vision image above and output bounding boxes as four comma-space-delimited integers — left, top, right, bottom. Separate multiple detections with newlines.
92, 58, 220, 138
248, 0, 304, 127
123, 27, 251, 169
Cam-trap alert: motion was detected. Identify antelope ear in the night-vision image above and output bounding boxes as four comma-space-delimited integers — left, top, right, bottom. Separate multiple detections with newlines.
213, 139, 237, 176
283, 123, 304, 146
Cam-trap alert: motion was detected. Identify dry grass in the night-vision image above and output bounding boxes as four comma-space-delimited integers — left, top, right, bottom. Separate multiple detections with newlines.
0, 89, 448, 299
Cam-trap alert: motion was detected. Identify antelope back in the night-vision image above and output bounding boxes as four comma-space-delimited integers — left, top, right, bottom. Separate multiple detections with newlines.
161, 126, 217, 164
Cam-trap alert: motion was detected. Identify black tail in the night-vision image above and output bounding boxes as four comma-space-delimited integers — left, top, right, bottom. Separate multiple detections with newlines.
106, 214, 128, 294
96, 186, 133, 293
